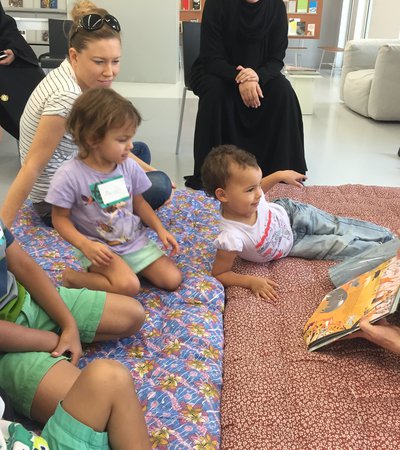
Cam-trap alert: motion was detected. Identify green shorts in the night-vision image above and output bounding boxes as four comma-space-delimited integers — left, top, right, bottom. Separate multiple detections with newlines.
76, 239, 164, 274
0, 287, 106, 418
42, 402, 110, 450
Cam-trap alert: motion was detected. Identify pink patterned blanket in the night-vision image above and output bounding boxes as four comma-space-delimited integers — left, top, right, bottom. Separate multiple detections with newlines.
221, 184, 400, 450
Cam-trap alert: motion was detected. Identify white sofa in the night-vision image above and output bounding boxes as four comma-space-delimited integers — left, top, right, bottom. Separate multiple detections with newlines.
340, 39, 400, 121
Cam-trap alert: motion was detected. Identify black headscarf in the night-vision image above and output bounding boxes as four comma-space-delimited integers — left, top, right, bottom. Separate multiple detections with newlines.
238, 0, 272, 42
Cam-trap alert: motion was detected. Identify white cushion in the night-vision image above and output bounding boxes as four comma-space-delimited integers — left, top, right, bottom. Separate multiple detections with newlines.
368, 45, 400, 120
343, 69, 374, 117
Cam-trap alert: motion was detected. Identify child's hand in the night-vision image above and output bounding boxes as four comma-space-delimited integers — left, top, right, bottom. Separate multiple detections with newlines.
82, 240, 114, 267
51, 325, 82, 365
157, 229, 179, 257
280, 170, 307, 188
249, 276, 279, 302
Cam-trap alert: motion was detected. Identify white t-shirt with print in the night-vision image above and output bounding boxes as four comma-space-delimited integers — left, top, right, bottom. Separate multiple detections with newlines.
214, 195, 294, 263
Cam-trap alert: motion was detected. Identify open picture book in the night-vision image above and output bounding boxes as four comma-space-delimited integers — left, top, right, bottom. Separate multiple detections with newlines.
303, 256, 400, 352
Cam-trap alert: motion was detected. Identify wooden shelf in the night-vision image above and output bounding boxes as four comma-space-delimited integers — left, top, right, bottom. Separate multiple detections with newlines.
286, 0, 323, 39
180, 0, 205, 23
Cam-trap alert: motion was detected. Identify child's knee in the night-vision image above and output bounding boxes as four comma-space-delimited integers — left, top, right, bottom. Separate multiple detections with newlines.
115, 274, 140, 297
85, 360, 131, 388
163, 268, 182, 291
124, 299, 146, 335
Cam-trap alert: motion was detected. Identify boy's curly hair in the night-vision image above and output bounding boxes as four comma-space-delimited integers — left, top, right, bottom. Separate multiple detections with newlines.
201, 144, 259, 199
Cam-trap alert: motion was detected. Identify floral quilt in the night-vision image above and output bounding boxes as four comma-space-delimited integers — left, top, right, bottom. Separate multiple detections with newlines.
13, 190, 224, 450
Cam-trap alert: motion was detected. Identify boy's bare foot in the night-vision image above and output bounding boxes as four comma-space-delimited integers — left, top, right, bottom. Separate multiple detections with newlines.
62, 268, 74, 288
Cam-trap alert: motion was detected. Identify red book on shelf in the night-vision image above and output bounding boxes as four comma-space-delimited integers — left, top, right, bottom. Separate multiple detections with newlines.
181, 0, 190, 10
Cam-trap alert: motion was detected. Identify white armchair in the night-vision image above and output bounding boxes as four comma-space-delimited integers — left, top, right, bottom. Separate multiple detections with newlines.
340, 39, 400, 121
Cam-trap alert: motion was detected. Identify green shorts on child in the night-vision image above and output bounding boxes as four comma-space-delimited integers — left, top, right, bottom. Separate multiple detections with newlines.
0, 286, 105, 418
42, 402, 111, 450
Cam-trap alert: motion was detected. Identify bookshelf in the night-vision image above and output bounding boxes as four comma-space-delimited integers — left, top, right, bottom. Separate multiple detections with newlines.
285, 0, 323, 39
179, 0, 205, 24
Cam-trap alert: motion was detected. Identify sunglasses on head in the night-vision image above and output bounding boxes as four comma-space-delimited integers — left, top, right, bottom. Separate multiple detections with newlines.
70, 13, 121, 42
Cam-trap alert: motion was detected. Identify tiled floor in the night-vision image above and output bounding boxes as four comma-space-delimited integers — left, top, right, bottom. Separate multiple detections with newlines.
0, 70, 399, 205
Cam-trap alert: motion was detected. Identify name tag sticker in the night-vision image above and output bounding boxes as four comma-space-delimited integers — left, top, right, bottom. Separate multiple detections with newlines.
90, 176, 130, 209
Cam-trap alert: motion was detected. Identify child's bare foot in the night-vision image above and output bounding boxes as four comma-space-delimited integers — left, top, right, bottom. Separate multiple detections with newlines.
62, 268, 75, 288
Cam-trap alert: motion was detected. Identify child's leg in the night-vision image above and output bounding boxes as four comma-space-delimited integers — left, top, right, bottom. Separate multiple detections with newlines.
275, 198, 395, 260
44, 359, 151, 450
139, 256, 182, 291
94, 292, 146, 341
31, 360, 81, 423
63, 253, 141, 297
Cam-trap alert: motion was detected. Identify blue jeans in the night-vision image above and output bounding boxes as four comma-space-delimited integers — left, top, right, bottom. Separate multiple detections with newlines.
132, 141, 172, 210
273, 198, 395, 261
328, 238, 400, 287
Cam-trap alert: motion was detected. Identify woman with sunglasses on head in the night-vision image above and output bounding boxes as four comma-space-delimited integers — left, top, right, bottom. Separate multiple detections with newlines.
0, 0, 172, 228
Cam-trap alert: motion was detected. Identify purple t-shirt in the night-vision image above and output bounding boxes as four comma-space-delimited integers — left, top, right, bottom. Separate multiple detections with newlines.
46, 158, 152, 255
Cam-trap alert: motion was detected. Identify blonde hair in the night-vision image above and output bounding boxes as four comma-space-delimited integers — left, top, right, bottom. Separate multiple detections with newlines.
69, 1, 121, 52
66, 88, 142, 159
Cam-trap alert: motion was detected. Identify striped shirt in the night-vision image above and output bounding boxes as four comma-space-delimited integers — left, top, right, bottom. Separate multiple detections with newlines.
19, 59, 81, 203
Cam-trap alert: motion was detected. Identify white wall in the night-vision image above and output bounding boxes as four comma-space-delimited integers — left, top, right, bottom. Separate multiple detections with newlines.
367, 0, 400, 38
92, 0, 179, 83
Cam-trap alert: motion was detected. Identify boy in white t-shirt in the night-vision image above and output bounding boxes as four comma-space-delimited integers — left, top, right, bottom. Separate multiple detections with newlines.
202, 145, 395, 301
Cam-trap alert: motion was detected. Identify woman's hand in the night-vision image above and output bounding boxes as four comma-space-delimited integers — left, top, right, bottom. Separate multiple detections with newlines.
351, 317, 400, 354
235, 65, 259, 84
0, 49, 15, 66
157, 228, 179, 257
238, 81, 263, 108
51, 325, 82, 366
82, 240, 114, 267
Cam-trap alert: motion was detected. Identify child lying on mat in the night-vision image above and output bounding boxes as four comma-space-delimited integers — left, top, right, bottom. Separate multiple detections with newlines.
46, 88, 182, 296
202, 145, 396, 301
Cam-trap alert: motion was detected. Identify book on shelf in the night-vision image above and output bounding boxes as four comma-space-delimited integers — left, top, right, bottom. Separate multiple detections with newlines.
181, 0, 190, 10
40, 0, 57, 7
8, 0, 23, 6
296, 0, 308, 13
288, 18, 299, 36
309, 0, 318, 13
192, 0, 201, 10
296, 21, 306, 36
303, 256, 400, 352
306, 23, 315, 36
287, 0, 296, 14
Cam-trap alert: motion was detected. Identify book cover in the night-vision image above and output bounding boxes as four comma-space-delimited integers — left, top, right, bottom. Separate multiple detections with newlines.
296, 21, 306, 36
303, 256, 400, 352
306, 23, 315, 36
181, 0, 190, 10
288, 18, 299, 36
192, 0, 201, 10
288, 0, 296, 14
309, 0, 317, 13
297, 0, 308, 13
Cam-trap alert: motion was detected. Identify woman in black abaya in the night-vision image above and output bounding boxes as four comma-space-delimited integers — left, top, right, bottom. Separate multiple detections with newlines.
185, 0, 307, 190
0, 1, 45, 140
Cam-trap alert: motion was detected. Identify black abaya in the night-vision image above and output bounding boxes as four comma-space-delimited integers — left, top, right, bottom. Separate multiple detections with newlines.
186, 0, 307, 188
0, 2, 45, 140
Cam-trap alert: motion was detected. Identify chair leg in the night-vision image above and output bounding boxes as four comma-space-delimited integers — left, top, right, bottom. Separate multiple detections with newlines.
318, 50, 325, 72
175, 87, 187, 156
